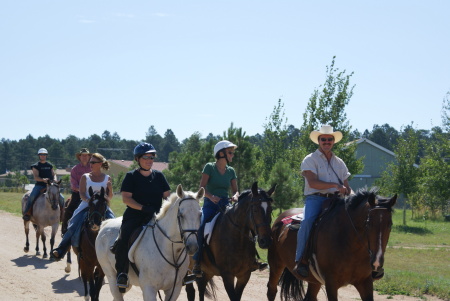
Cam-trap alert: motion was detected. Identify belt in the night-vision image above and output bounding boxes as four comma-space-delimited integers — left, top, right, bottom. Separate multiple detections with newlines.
313, 193, 336, 198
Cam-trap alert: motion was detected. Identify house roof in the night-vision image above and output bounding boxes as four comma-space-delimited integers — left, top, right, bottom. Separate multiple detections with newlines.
355, 138, 396, 157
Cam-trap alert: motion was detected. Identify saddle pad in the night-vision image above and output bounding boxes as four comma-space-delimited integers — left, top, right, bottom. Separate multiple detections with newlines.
204, 213, 220, 245
281, 209, 304, 225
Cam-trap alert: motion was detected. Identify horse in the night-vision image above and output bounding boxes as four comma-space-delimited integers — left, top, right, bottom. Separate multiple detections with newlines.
63, 186, 108, 301
95, 184, 204, 301
266, 188, 397, 301
186, 182, 276, 301
22, 180, 62, 258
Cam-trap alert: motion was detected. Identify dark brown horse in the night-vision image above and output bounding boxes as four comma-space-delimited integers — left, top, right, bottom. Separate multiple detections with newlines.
186, 182, 276, 301
73, 187, 108, 301
267, 188, 397, 301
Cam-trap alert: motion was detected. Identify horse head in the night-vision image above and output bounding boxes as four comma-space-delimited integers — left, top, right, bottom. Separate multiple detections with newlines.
46, 179, 61, 210
248, 182, 276, 249
87, 186, 107, 232
366, 191, 397, 279
175, 184, 203, 255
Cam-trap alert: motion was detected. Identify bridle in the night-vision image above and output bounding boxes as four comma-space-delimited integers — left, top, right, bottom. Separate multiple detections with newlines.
221, 193, 272, 242
45, 182, 60, 208
346, 204, 390, 259
87, 195, 107, 229
148, 196, 199, 301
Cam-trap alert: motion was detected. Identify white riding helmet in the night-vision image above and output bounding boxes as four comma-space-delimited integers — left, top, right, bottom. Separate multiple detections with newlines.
37, 148, 48, 155
213, 140, 237, 157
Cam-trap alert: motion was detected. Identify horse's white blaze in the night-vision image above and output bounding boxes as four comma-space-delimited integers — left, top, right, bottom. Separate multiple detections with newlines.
261, 202, 268, 214
373, 214, 384, 270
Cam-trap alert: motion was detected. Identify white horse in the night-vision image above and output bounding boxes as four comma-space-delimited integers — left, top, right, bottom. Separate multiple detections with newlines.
22, 180, 62, 258
96, 184, 203, 301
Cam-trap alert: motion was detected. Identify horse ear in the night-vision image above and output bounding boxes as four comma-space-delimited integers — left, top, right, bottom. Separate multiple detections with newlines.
251, 182, 258, 195
89, 186, 94, 197
100, 186, 105, 197
368, 193, 376, 207
197, 187, 205, 200
267, 184, 277, 197
177, 184, 184, 198
389, 194, 397, 207
57, 180, 62, 185
47, 179, 51, 185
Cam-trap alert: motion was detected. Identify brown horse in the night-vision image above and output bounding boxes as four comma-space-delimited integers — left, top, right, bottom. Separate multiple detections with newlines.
267, 188, 397, 301
186, 182, 276, 301
73, 187, 108, 301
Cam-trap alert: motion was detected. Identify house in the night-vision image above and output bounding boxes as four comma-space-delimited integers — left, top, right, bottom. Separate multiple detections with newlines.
348, 138, 397, 192
106, 160, 169, 178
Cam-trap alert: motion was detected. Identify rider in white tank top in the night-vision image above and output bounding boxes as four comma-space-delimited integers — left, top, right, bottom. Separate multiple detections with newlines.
73, 173, 110, 217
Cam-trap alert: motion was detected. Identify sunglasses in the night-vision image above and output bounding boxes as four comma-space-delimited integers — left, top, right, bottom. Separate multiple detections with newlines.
89, 161, 102, 164
141, 155, 155, 160
38, 154, 48, 156
320, 137, 334, 142
227, 151, 235, 155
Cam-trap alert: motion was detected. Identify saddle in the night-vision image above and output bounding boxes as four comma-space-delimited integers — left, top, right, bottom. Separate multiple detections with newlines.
24, 187, 47, 216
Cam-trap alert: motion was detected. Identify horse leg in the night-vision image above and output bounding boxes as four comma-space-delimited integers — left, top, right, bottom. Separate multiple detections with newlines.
353, 277, 375, 301
304, 282, 321, 301
23, 221, 30, 253
93, 266, 105, 301
65, 247, 72, 273
185, 282, 196, 301
35, 228, 41, 256
324, 283, 339, 301
105, 275, 125, 301
222, 273, 239, 301
267, 253, 285, 301
141, 285, 158, 301
234, 274, 251, 301
41, 229, 48, 258
195, 276, 209, 301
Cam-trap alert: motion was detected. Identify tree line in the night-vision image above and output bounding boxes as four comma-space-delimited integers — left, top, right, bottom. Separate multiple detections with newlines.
1, 58, 449, 219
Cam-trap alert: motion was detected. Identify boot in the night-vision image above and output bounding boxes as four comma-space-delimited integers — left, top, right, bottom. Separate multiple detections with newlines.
192, 262, 203, 278
294, 261, 309, 278
116, 273, 129, 293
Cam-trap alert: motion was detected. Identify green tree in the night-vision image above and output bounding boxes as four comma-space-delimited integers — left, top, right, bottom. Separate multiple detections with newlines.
442, 91, 450, 131
159, 129, 180, 162
299, 56, 363, 179
223, 123, 258, 191
165, 133, 211, 191
267, 160, 302, 213
379, 126, 419, 225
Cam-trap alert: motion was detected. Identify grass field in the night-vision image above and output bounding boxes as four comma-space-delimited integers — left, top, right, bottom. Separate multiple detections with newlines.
2, 192, 449, 300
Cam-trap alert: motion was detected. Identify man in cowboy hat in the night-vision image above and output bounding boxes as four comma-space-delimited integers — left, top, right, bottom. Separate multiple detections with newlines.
61, 148, 92, 235
294, 125, 352, 278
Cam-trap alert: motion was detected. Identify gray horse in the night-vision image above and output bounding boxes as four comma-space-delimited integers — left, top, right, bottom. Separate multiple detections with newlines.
22, 180, 62, 258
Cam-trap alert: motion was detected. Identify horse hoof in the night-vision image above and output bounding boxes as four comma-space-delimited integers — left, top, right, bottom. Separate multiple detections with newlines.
65, 266, 71, 273
24, 247, 29, 253
36, 252, 41, 256
43, 254, 48, 259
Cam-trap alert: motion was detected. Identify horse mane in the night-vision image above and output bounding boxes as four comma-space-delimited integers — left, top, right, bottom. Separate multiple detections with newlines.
156, 190, 199, 220
345, 187, 379, 211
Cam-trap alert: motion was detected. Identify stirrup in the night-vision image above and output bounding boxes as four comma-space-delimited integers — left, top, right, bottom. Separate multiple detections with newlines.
183, 273, 196, 285
192, 265, 203, 278
116, 273, 129, 289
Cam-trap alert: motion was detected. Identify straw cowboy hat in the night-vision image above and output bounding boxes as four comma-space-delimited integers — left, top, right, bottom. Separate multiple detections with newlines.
310, 125, 343, 144
75, 148, 91, 160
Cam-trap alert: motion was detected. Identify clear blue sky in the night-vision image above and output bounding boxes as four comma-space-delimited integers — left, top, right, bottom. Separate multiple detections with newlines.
1, 1, 449, 143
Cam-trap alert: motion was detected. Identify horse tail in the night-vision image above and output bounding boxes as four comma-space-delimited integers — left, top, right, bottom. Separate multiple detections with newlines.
204, 278, 217, 300
279, 268, 305, 301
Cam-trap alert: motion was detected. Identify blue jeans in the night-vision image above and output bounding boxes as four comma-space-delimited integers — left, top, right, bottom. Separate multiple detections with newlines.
24, 185, 64, 214
56, 207, 115, 256
295, 194, 327, 262
193, 197, 230, 263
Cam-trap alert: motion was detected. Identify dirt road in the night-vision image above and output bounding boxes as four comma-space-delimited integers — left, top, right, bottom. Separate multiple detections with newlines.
1, 210, 442, 300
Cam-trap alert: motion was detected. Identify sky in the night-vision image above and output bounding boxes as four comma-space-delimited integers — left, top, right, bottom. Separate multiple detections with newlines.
1, 1, 449, 143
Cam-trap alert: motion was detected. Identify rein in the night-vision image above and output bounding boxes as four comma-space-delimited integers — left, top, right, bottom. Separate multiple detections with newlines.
219, 195, 271, 243
45, 183, 60, 207
148, 196, 198, 301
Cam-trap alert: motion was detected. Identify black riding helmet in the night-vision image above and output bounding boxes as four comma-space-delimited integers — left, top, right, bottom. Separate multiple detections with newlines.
134, 142, 156, 171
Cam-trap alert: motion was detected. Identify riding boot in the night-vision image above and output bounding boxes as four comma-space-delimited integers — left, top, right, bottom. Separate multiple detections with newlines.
252, 259, 268, 272
22, 208, 32, 221
116, 273, 129, 293
294, 260, 309, 278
